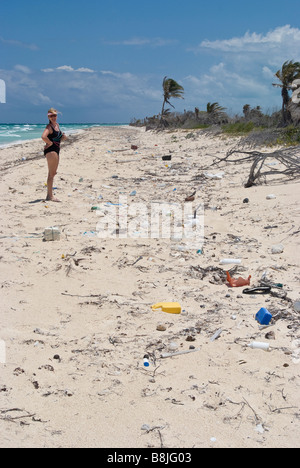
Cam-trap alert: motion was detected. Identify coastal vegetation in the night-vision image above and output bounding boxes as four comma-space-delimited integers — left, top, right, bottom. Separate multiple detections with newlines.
130, 60, 300, 147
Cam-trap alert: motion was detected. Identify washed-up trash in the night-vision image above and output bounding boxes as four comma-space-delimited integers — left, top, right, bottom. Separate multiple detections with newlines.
226, 271, 251, 287
266, 194, 276, 199
162, 155, 172, 161
271, 244, 284, 254
220, 258, 241, 265
143, 355, 150, 367
43, 227, 61, 241
255, 307, 272, 325
204, 172, 224, 179
161, 348, 200, 359
243, 286, 271, 295
83, 231, 97, 237
210, 329, 223, 342
247, 341, 270, 351
131, 145, 138, 150
151, 302, 181, 314
294, 301, 300, 312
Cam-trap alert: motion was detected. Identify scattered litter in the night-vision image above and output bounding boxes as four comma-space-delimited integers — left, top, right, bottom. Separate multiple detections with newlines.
204, 171, 224, 179
210, 328, 223, 342
161, 348, 201, 359
255, 307, 272, 325
141, 424, 151, 431
143, 355, 150, 367
226, 271, 251, 287
220, 258, 242, 265
82, 231, 97, 237
243, 286, 271, 295
43, 227, 61, 242
151, 302, 182, 314
293, 301, 300, 312
271, 244, 284, 254
247, 342, 270, 351
255, 424, 265, 434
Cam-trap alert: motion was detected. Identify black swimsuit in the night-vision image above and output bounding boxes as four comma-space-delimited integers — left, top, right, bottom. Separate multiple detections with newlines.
44, 124, 63, 156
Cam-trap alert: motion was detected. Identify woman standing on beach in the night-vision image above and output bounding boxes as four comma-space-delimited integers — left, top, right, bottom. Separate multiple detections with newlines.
42, 108, 67, 202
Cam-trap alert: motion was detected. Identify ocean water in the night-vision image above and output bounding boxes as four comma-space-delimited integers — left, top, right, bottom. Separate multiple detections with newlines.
0, 123, 126, 148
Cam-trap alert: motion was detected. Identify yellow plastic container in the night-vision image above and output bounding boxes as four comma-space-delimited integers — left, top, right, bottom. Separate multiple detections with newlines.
151, 302, 182, 314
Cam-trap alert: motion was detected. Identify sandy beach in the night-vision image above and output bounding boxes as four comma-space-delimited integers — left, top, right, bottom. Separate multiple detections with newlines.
0, 125, 299, 448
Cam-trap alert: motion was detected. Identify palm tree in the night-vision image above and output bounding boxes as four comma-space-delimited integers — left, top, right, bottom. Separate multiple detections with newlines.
161, 76, 184, 119
272, 60, 300, 124
206, 102, 227, 123
206, 102, 226, 114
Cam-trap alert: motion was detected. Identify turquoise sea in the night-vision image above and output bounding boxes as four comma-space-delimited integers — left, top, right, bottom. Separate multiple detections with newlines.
0, 123, 127, 148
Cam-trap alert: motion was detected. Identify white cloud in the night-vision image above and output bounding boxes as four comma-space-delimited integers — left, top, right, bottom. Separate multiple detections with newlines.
183, 59, 276, 114
184, 25, 300, 113
14, 65, 32, 74
262, 66, 274, 79
105, 37, 178, 47
0, 36, 38, 51
77, 67, 95, 73
42, 65, 95, 73
34, 93, 51, 105
57, 65, 75, 72
197, 25, 300, 63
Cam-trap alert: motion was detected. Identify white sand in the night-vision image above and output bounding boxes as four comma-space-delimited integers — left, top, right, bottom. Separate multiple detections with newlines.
0, 126, 299, 448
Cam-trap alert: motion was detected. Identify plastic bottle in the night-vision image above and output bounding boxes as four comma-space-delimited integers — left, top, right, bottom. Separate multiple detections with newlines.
247, 341, 270, 351
143, 355, 150, 367
220, 258, 242, 265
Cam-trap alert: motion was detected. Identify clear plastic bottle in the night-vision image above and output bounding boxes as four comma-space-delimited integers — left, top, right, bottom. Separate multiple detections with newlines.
220, 258, 241, 265
248, 341, 270, 351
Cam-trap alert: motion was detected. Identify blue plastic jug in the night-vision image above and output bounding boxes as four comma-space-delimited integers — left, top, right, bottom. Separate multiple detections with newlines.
255, 307, 272, 325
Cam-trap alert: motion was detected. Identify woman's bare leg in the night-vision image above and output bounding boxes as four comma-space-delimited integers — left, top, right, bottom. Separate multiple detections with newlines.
46, 152, 60, 202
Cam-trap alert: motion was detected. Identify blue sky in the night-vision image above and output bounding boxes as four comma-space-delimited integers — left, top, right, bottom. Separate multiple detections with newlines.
0, 0, 300, 123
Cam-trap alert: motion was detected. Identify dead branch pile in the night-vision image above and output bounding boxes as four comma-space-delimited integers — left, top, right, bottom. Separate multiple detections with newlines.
216, 145, 300, 187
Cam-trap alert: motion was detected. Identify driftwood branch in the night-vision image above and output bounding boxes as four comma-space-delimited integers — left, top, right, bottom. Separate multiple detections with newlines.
215, 145, 300, 187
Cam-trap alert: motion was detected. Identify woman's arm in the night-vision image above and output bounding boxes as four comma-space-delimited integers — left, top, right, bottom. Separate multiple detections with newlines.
42, 126, 52, 146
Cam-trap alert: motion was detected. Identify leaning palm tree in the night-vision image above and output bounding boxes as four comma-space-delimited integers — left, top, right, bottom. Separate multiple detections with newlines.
206, 102, 227, 123
206, 102, 226, 114
272, 60, 300, 125
161, 76, 184, 120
